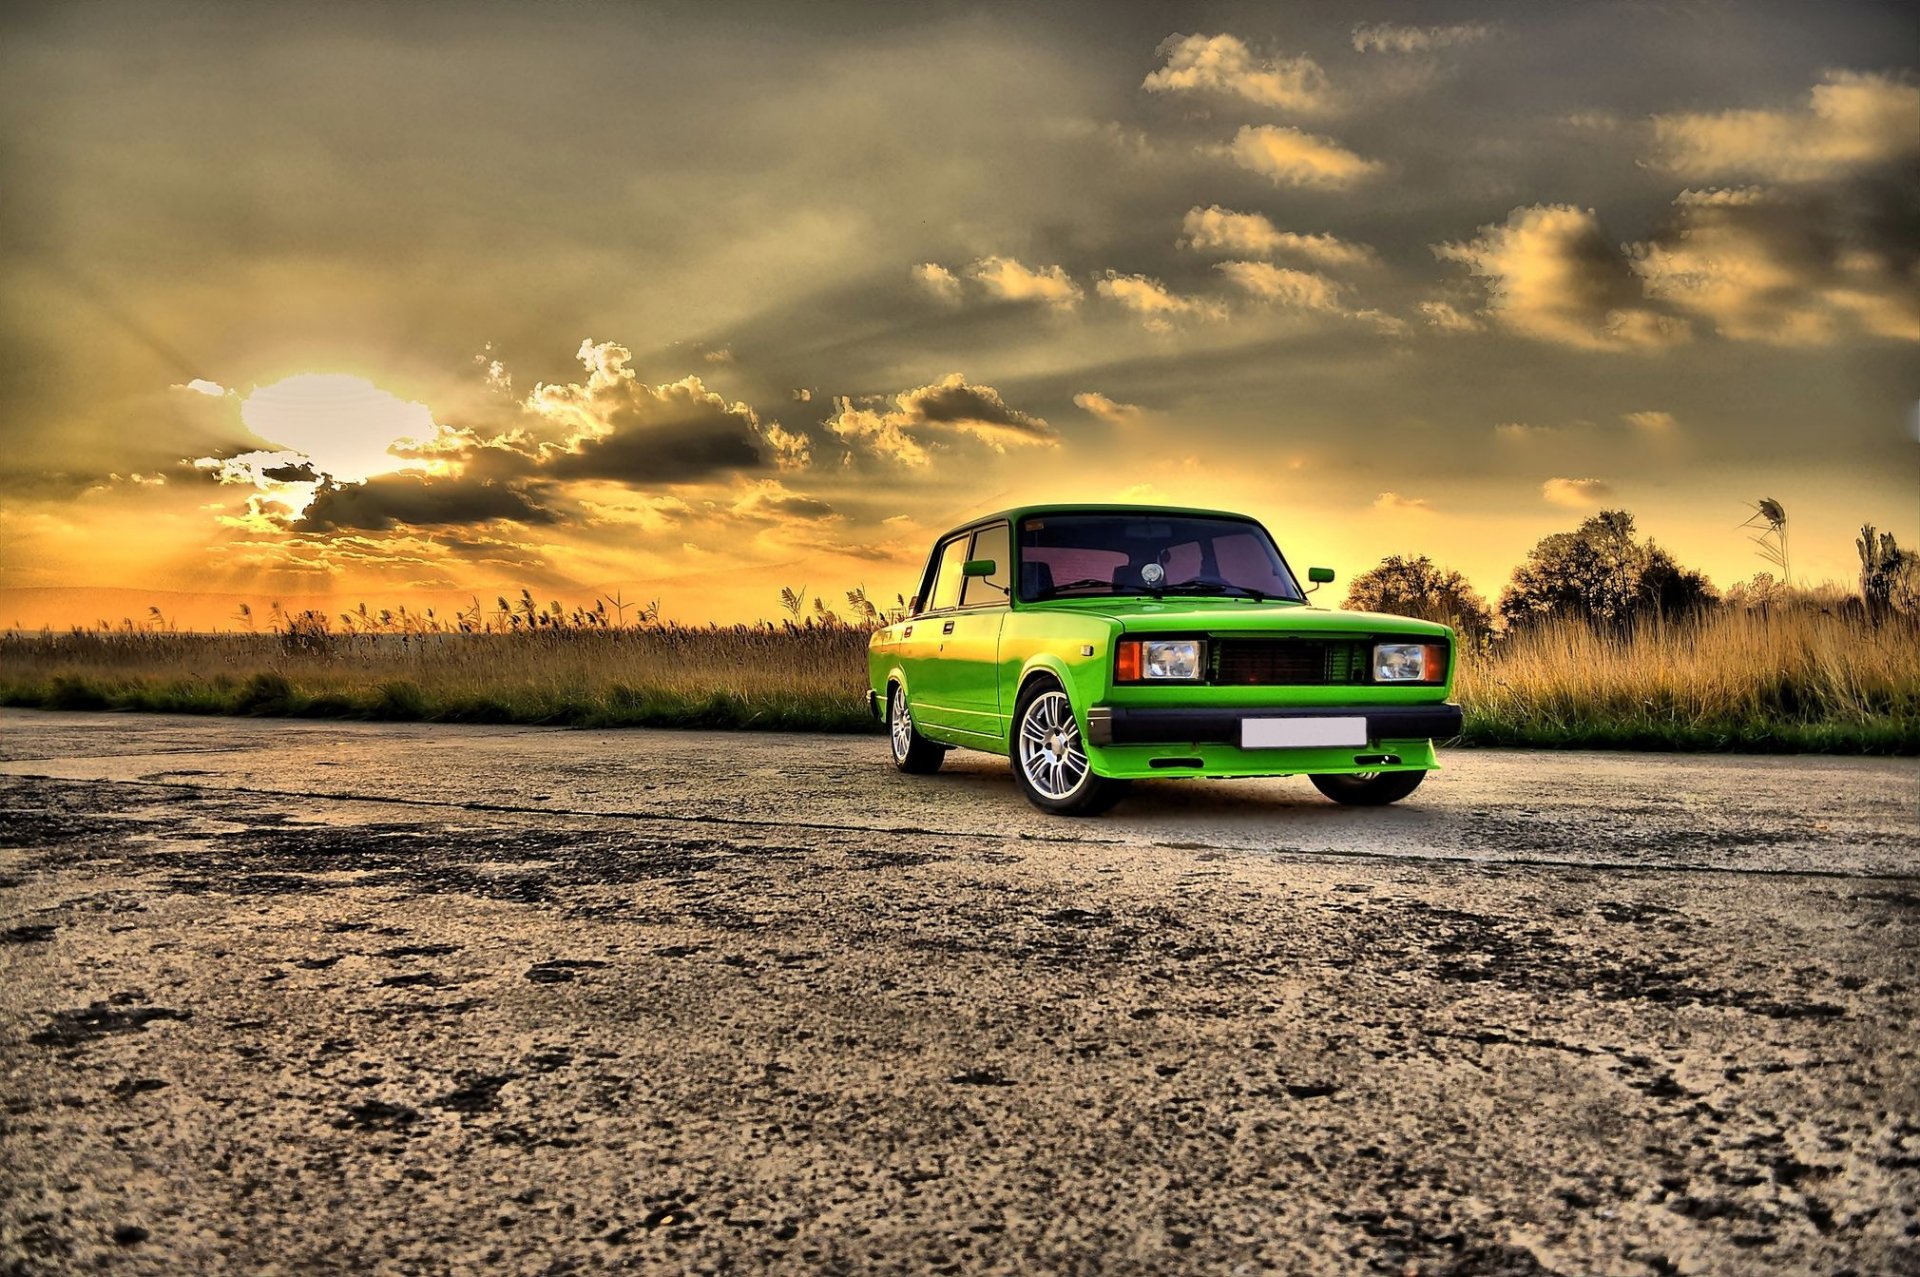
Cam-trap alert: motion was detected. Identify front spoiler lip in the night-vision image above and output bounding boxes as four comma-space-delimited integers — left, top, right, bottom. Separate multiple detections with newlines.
1086, 703, 1463, 746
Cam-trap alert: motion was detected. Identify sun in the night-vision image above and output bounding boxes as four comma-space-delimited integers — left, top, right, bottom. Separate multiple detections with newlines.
240, 374, 437, 484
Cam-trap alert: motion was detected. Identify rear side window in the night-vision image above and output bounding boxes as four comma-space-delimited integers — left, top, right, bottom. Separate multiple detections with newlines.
927, 536, 970, 611
962, 523, 1011, 607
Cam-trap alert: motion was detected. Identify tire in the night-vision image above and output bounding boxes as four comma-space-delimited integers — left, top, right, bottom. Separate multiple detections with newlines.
888, 683, 946, 774
1010, 679, 1127, 816
1309, 770, 1427, 806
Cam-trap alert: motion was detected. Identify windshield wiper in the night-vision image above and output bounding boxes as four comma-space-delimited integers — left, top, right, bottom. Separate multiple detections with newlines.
1154, 579, 1272, 601
1039, 577, 1119, 597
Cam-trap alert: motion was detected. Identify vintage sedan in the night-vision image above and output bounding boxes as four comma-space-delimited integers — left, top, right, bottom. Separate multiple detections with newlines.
866, 504, 1463, 814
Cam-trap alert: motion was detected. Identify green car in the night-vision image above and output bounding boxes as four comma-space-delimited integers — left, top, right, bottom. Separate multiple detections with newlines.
867, 504, 1462, 815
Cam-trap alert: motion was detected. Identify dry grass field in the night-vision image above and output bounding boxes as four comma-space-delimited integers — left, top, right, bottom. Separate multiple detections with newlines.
2, 608, 1916, 752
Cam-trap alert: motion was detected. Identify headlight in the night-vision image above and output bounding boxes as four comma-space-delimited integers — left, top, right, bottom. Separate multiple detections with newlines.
1144, 639, 1201, 680
1115, 638, 1204, 682
1373, 642, 1447, 683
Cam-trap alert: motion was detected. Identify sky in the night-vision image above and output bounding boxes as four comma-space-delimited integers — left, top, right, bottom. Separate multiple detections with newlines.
1, 0, 1915, 628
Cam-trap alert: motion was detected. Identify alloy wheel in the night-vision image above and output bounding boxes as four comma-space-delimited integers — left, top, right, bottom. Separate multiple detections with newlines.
1017, 689, 1088, 800
890, 688, 913, 762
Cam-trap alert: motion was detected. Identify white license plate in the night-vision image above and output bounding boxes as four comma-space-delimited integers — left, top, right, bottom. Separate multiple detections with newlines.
1241, 716, 1368, 749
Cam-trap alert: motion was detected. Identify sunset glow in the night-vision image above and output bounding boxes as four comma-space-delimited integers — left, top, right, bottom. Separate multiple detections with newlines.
1, 2, 1913, 630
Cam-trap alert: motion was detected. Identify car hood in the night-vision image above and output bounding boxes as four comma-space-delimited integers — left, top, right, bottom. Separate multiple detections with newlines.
1030, 597, 1453, 638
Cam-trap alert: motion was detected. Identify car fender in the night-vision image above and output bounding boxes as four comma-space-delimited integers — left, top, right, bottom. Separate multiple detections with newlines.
879, 662, 911, 701
1011, 652, 1091, 744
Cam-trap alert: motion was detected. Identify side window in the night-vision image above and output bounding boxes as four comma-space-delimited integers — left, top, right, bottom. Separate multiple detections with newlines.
928, 536, 970, 612
962, 523, 1011, 608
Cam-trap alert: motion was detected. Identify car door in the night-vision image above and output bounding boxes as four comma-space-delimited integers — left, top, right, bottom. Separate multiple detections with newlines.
942, 521, 1012, 745
902, 533, 971, 735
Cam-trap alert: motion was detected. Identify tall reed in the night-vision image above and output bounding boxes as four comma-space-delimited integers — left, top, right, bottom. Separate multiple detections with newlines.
3, 607, 1915, 751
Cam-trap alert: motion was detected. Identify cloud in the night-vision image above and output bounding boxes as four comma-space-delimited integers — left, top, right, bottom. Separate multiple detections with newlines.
526, 340, 776, 483
475, 351, 512, 393
1651, 71, 1920, 182
912, 256, 1084, 310
1624, 410, 1677, 431
296, 471, 558, 532
539, 390, 768, 484
1073, 392, 1143, 423
1434, 205, 1690, 351
1179, 206, 1377, 267
1542, 477, 1613, 507
728, 479, 836, 524
1373, 492, 1434, 513
1351, 23, 1493, 54
1417, 300, 1482, 333
173, 378, 228, 397
259, 460, 321, 483
1215, 262, 1346, 312
912, 262, 962, 303
1224, 125, 1381, 188
760, 421, 812, 470
963, 256, 1083, 309
1629, 186, 1920, 346
1094, 272, 1227, 330
1143, 33, 1331, 113
825, 374, 1054, 467
1215, 262, 1404, 333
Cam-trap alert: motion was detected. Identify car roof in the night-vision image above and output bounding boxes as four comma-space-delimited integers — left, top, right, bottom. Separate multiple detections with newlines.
937, 503, 1261, 540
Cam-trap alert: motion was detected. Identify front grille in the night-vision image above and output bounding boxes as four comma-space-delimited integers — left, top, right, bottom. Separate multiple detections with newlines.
1212, 639, 1367, 686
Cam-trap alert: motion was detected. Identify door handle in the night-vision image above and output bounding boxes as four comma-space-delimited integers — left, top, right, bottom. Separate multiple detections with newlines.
942, 620, 955, 635
903, 625, 912, 637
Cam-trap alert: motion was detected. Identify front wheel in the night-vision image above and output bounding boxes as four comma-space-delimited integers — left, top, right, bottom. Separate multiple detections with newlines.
888, 684, 946, 774
1309, 770, 1426, 806
1011, 681, 1127, 816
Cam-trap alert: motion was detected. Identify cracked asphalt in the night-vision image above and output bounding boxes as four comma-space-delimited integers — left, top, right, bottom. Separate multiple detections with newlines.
1, 710, 1916, 1276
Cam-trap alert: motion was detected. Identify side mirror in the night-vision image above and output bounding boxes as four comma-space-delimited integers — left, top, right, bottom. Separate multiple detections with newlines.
962, 558, 997, 577
1308, 567, 1335, 584
908, 595, 923, 614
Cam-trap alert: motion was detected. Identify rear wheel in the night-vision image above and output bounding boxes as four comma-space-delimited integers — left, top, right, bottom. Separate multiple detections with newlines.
1011, 680, 1127, 816
888, 684, 945, 774
1310, 770, 1426, 806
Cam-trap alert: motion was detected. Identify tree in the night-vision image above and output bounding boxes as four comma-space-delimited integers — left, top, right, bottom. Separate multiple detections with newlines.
1723, 572, 1783, 611
1344, 555, 1492, 638
1499, 510, 1717, 629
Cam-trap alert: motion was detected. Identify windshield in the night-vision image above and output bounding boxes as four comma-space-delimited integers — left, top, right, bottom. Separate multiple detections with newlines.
1016, 513, 1303, 602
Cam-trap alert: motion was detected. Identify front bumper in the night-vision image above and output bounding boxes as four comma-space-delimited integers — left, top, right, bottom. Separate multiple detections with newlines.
1084, 702, 1463, 746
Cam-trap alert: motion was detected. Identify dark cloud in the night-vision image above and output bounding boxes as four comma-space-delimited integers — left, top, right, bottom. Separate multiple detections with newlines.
901, 377, 1050, 436
295, 472, 558, 532
525, 344, 773, 484
259, 460, 320, 483
542, 417, 765, 484
825, 373, 1055, 467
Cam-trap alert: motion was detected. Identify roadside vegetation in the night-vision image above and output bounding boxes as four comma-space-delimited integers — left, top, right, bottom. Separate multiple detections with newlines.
3, 511, 1917, 753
